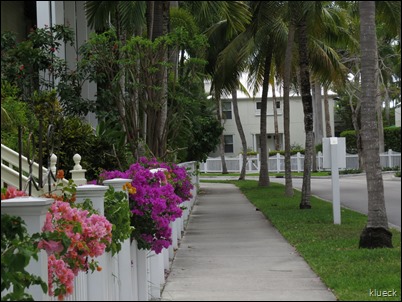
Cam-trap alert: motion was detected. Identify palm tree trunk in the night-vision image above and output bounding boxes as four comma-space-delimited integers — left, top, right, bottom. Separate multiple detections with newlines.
324, 87, 332, 137
272, 82, 280, 151
297, 13, 313, 209
358, 1, 392, 248
216, 90, 228, 174
232, 89, 247, 180
314, 81, 324, 145
258, 49, 273, 187
376, 89, 385, 153
283, 21, 295, 197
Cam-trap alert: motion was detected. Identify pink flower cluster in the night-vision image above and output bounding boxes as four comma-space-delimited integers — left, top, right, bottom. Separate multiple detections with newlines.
1, 186, 27, 200
39, 200, 112, 300
100, 157, 193, 254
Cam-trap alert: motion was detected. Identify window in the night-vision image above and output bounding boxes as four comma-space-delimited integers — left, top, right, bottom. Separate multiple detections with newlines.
222, 101, 232, 119
224, 135, 234, 153
256, 101, 281, 110
276, 101, 281, 109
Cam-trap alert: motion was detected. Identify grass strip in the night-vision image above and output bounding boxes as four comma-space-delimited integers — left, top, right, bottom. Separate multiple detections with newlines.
200, 171, 331, 177
206, 179, 401, 301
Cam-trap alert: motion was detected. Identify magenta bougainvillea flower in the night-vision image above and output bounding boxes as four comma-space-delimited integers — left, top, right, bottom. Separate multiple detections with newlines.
99, 157, 193, 254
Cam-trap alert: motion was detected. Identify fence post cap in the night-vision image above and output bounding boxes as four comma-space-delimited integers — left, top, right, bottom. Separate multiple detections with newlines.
73, 153, 82, 170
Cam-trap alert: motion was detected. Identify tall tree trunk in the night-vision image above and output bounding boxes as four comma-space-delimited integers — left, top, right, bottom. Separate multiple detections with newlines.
358, 1, 392, 248
297, 13, 313, 209
376, 89, 385, 153
145, 1, 170, 158
314, 81, 323, 145
216, 90, 228, 174
283, 21, 295, 197
346, 78, 364, 169
311, 81, 317, 172
323, 87, 332, 137
272, 82, 280, 151
258, 49, 273, 187
146, 1, 155, 40
232, 89, 247, 180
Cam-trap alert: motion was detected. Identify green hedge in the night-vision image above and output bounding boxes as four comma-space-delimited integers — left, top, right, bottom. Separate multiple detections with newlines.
384, 126, 401, 152
340, 127, 401, 153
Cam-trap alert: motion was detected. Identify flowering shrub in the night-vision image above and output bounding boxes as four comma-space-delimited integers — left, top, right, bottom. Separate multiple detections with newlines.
1, 214, 47, 301
99, 157, 193, 254
103, 186, 134, 256
138, 157, 194, 203
1, 186, 27, 200
38, 173, 112, 300
2, 172, 113, 301
40, 199, 112, 299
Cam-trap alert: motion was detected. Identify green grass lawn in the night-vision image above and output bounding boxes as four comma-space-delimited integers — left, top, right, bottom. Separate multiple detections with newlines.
203, 179, 401, 301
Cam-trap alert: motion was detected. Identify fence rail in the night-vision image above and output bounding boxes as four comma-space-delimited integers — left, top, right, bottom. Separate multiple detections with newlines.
1, 144, 68, 195
199, 149, 401, 173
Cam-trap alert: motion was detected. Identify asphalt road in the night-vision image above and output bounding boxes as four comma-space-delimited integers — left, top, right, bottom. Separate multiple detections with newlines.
270, 173, 401, 230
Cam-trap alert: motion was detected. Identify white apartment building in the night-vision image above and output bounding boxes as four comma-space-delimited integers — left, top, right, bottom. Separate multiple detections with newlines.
205, 76, 336, 157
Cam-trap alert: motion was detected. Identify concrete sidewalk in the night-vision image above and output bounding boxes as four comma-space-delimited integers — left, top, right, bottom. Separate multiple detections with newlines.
160, 183, 337, 301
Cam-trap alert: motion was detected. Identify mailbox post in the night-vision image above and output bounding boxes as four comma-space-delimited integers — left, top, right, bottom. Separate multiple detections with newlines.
323, 137, 346, 225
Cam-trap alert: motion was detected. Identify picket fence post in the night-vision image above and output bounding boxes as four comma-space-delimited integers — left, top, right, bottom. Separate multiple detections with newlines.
388, 149, 393, 167
1, 197, 54, 301
76, 184, 109, 301
103, 178, 138, 301
297, 152, 302, 173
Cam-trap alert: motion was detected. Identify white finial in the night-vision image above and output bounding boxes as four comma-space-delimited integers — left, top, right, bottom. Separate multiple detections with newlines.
50, 154, 57, 175
73, 154, 82, 170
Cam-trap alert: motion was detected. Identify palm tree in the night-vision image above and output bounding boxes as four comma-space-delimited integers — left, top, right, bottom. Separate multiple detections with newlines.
282, 7, 297, 197
358, 1, 392, 248
232, 88, 248, 180
242, 1, 287, 187
287, 1, 351, 207
195, 1, 251, 174
296, 3, 314, 209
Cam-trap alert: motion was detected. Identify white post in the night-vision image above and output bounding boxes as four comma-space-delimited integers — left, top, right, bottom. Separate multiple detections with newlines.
70, 154, 87, 186
276, 153, 281, 173
297, 152, 302, 173
1, 197, 54, 301
163, 248, 170, 270
388, 149, 393, 168
239, 153, 243, 173
317, 151, 322, 171
158, 252, 165, 286
103, 178, 135, 301
148, 251, 161, 300
130, 240, 140, 301
137, 248, 149, 301
170, 221, 178, 259
76, 185, 109, 301
330, 138, 341, 225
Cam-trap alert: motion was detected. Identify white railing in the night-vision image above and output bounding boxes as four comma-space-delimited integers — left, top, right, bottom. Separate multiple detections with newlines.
1, 144, 199, 301
1, 143, 68, 195
199, 149, 401, 173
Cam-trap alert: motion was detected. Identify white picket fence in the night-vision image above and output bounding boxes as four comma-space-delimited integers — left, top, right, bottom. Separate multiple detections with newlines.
200, 149, 401, 173
1, 144, 199, 301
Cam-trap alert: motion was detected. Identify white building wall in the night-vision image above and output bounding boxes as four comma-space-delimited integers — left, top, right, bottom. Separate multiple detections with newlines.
213, 96, 335, 157
36, 1, 98, 129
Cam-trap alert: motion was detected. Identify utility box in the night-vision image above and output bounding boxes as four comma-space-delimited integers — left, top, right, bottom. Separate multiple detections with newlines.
322, 137, 346, 169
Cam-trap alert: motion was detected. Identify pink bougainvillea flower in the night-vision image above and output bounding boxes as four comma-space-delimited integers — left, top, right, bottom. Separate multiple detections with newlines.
38, 239, 64, 256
